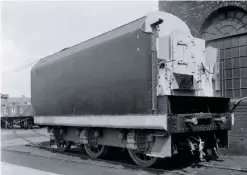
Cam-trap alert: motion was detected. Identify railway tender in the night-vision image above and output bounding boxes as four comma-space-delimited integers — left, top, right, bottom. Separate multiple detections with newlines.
32, 11, 234, 167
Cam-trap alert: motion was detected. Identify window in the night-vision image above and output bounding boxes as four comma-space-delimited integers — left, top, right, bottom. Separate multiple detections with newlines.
207, 34, 247, 98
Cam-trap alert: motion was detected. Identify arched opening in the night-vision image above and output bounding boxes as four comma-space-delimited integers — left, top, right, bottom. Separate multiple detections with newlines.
201, 7, 247, 99
202, 7, 247, 40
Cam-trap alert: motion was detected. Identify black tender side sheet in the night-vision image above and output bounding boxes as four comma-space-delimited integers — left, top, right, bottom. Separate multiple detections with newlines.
31, 18, 154, 116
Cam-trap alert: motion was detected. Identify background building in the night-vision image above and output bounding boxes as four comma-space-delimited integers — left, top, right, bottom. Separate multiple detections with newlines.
159, 1, 247, 155
1, 94, 9, 106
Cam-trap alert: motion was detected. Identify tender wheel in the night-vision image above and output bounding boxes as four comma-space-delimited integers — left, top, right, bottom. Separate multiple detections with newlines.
26, 119, 33, 129
128, 149, 158, 167
20, 121, 25, 128
51, 139, 72, 152
1, 120, 6, 128
22, 119, 33, 129
84, 144, 108, 159
7, 121, 13, 129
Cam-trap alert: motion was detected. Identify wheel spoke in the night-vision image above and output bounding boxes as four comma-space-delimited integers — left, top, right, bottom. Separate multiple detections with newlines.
128, 149, 158, 167
84, 144, 107, 159
143, 155, 147, 161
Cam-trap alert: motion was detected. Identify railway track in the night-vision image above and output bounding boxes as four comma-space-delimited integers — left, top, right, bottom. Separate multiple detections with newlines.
6, 128, 247, 174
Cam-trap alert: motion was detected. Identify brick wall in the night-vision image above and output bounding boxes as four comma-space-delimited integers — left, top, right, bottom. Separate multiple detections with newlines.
219, 101, 247, 156
228, 101, 247, 155
159, 1, 247, 38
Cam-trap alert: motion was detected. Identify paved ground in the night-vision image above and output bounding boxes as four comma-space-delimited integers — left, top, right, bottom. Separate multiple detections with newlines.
1, 127, 247, 175
1, 162, 60, 175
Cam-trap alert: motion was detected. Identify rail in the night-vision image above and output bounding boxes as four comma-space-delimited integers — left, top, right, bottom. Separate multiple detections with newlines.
1, 128, 246, 174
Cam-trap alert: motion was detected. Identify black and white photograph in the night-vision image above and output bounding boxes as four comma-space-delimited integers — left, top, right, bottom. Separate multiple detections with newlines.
1, 0, 247, 174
